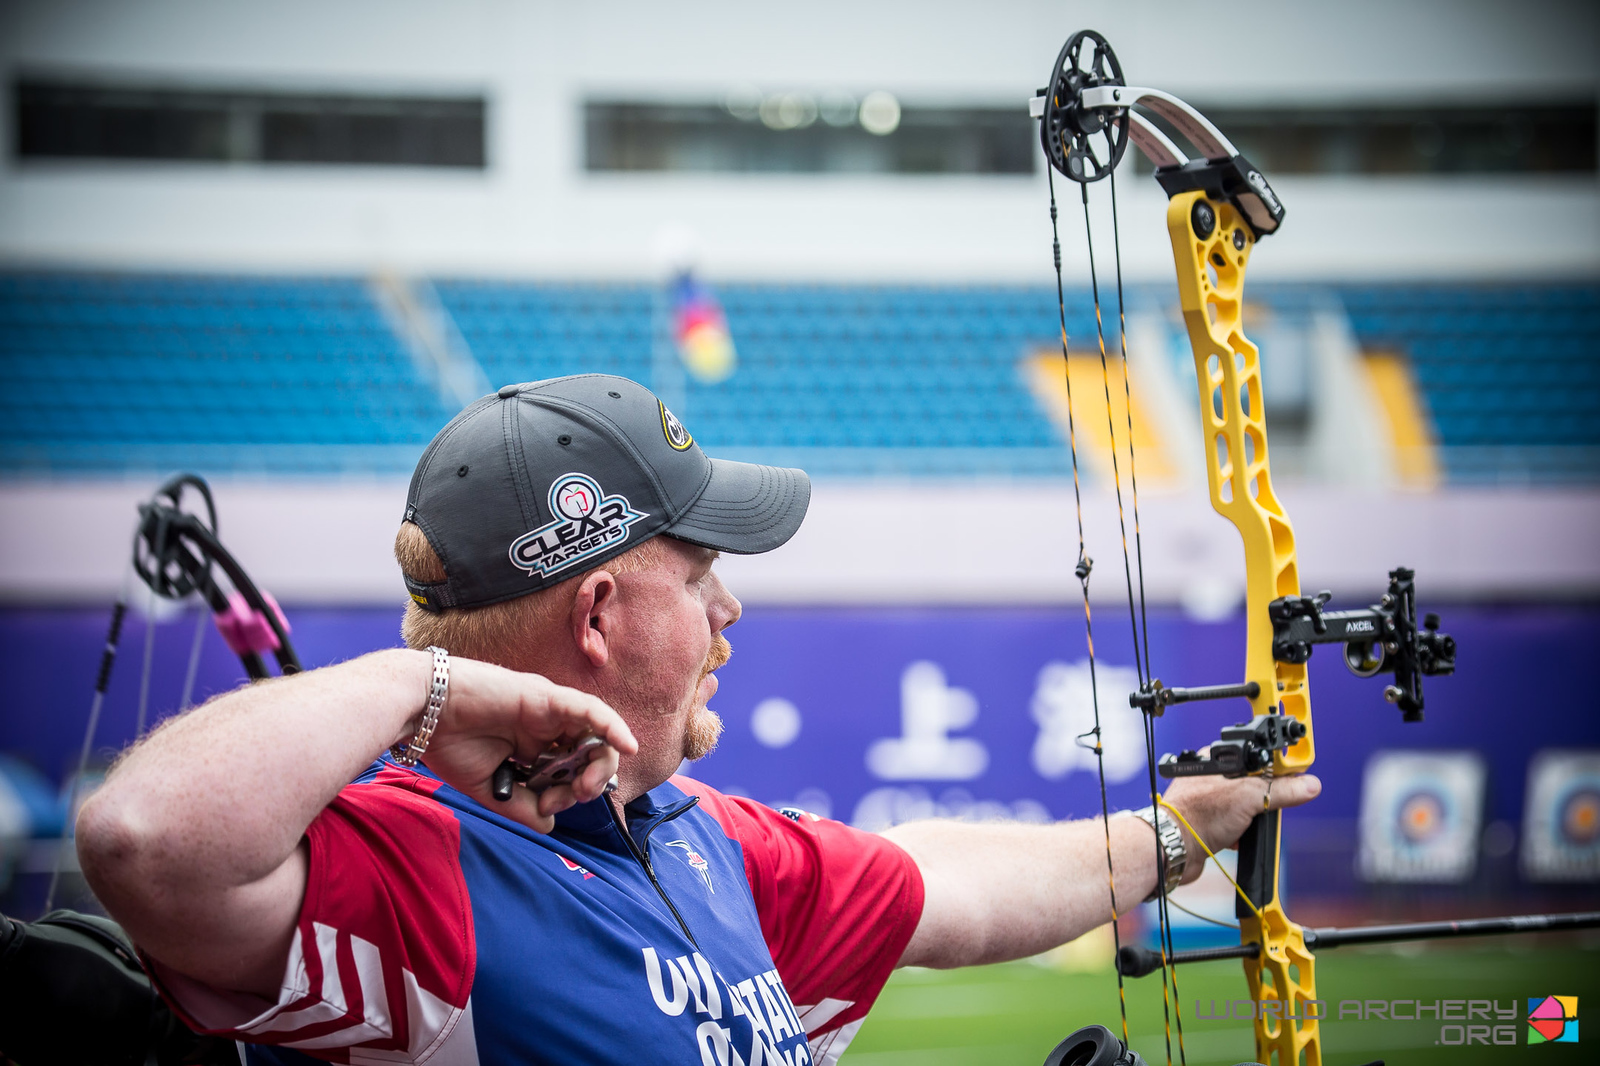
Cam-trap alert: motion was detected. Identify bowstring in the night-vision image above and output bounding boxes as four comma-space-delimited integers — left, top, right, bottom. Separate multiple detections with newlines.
1080, 146, 1182, 1066
1046, 160, 1130, 1049
134, 595, 158, 736
1111, 160, 1189, 1065
178, 606, 207, 713
46, 566, 133, 912
177, 482, 221, 714
178, 569, 214, 713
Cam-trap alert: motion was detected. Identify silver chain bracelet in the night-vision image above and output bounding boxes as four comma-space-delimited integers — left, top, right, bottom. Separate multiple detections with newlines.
390, 646, 450, 767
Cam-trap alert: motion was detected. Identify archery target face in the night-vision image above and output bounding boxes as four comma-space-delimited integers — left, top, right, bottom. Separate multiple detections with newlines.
1522, 750, 1600, 882
1560, 787, 1600, 845
1358, 750, 1485, 883
1398, 791, 1448, 844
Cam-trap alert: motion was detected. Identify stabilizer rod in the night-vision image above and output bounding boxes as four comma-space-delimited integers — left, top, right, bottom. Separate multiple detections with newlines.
1130, 679, 1260, 713
1117, 910, 1600, 978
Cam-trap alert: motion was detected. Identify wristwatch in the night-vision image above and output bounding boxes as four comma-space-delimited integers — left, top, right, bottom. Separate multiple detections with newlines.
1129, 805, 1187, 902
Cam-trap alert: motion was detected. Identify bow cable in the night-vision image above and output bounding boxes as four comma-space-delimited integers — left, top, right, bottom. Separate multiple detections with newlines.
1046, 161, 1131, 1049
1163, 895, 1239, 931
1108, 166, 1155, 688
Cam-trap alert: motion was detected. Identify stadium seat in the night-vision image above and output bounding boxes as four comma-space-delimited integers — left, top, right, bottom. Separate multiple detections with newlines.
4, 273, 1595, 481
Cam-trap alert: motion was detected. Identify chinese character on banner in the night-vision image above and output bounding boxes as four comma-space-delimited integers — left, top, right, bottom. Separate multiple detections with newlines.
672, 272, 737, 384
1357, 750, 1485, 883
1521, 750, 1600, 882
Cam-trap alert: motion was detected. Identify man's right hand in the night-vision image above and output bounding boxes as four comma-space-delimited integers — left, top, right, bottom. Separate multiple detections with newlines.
420, 657, 637, 832
75, 648, 634, 997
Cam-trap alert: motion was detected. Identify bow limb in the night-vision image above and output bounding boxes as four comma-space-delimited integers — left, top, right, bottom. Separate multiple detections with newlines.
1165, 188, 1319, 1066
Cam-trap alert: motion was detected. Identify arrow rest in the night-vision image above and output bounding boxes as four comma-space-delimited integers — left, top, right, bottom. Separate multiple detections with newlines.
1159, 714, 1307, 779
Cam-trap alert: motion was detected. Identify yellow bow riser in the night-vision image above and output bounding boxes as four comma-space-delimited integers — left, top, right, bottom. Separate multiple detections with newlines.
1165, 187, 1319, 1066
1164, 189, 1311, 761
1240, 898, 1320, 1066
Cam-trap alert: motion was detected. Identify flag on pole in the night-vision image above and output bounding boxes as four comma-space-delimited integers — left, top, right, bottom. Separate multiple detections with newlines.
671, 272, 737, 384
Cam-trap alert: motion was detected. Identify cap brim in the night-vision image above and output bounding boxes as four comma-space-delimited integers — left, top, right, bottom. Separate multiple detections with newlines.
665, 457, 811, 555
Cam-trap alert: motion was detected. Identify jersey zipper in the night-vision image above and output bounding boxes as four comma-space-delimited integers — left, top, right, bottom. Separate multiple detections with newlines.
605, 796, 700, 949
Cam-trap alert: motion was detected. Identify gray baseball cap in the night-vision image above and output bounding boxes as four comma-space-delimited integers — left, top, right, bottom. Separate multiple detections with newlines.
402, 374, 810, 611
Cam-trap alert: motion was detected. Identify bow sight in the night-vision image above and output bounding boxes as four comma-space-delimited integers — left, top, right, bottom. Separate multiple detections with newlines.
1135, 571, 1457, 780
1271, 568, 1456, 721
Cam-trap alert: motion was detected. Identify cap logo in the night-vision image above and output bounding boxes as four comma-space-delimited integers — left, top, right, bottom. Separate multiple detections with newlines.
660, 401, 693, 451
508, 472, 649, 579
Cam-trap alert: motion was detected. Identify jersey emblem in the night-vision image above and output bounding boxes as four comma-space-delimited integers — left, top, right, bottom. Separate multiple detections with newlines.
508, 472, 649, 579
558, 854, 595, 880
661, 839, 713, 892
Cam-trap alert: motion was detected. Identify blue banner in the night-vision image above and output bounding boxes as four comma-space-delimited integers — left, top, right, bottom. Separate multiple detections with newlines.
5, 603, 1597, 882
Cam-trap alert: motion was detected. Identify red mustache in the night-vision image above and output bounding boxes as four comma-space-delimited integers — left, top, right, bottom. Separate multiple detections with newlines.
699, 633, 732, 682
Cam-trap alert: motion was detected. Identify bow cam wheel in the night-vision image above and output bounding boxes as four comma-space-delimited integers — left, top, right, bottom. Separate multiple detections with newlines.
1039, 29, 1130, 184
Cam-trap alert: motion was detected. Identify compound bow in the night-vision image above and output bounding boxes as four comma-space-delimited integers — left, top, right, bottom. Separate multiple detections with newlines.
1028, 29, 1596, 1066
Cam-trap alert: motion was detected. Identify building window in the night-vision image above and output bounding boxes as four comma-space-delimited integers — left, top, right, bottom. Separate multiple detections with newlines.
13, 80, 486, 167
585, 95, 1034, 175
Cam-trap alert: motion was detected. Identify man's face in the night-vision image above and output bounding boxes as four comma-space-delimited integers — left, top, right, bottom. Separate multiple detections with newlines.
602, 537, 741, 790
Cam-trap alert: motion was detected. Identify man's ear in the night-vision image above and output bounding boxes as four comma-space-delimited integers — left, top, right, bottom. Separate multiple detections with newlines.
570, 568, 619, 669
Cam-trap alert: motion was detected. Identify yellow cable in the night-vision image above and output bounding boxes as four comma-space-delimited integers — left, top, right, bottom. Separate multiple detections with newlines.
1155, 796, 1265, 923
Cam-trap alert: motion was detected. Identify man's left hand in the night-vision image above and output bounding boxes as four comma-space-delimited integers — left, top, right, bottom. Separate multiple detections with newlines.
1162, 771, 1322, 885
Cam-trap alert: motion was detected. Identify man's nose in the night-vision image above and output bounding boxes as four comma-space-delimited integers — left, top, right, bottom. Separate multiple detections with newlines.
708, 570, 741, 630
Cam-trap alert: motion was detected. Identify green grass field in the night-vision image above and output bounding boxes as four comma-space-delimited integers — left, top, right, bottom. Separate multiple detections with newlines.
846, 942, 1598, 1065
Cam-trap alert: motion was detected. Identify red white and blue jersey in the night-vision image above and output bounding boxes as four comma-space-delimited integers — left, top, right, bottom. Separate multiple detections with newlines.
149, 759, 924, 1065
